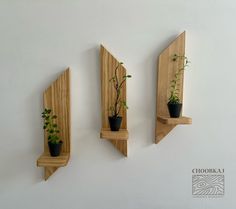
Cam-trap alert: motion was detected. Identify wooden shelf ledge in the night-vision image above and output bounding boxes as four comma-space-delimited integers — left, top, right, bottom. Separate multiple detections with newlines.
157, 116, 192, 125
37, 153, 70, 167
100, 129, 129, 140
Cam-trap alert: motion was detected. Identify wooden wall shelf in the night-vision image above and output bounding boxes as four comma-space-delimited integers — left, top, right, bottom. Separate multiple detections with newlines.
100, 45, 128, 157
37, 68, 71, 180
157, 116, 192, 125
100, 129, 129, 141
155, 32, 191, 144
37, 153, 69, 167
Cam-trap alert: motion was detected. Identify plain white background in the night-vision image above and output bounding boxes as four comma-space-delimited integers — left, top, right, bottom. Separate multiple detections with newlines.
0, 0, 235, 208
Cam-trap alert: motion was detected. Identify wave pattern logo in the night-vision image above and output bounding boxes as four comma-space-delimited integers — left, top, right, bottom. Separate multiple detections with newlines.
192, 175, 224, 197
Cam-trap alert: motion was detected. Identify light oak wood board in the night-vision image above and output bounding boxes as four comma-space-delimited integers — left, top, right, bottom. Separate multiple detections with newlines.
157, 116, 192, 125
100, 45, 128, 156
37, 153, 69, 167
37, 68, 71, 180
100, 129, 129, 140
155, 32, 191, 143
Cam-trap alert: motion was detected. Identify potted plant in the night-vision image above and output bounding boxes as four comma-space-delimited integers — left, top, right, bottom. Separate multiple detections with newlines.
42, 108, 62, 157
109, 62, 132, 131
167, 54, 190, 118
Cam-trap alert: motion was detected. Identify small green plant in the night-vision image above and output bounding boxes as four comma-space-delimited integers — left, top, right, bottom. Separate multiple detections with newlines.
42, 108, 60, 144
109, 62, 132, 117
168, 54, 190, 104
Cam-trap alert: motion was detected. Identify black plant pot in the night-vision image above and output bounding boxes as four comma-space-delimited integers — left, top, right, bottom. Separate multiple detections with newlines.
109, 116, 122, 131
48, 141, 63, 157
167, 103, 182, 118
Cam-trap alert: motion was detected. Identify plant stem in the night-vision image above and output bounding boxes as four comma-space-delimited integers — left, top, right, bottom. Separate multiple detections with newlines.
114, 64, 120, 117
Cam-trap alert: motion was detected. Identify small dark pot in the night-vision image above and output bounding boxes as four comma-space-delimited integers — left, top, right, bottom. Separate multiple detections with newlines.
167, 103, 182, 118
109, 116, 122, 131
48, 141, 63, 157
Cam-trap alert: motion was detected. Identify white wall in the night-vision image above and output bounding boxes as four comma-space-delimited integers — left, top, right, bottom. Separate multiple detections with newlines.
0, 0, 235, 208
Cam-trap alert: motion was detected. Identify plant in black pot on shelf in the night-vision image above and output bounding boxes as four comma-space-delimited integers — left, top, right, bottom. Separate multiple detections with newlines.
109, 62, 132, 131
42, 108, 62, 157
168, 54, 190, 118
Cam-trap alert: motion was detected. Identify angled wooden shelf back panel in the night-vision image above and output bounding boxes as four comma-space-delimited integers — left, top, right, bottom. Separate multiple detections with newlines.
37, 68, 71, 180
155, 32, 191, 144
100, 45, 128, 156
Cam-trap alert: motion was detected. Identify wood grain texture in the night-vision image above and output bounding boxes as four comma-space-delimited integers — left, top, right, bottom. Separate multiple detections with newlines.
155, 32, 191, 143
157, 116, 192, 125
37, 153, 69, 167
45, 167, 58, 181
100, 45, 128, 156
37, 68, 71, 180
100, 129, 128, 140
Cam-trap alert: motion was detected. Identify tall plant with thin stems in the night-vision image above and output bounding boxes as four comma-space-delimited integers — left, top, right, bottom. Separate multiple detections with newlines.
168, 54, 190, 104
109, 62, 131, 117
